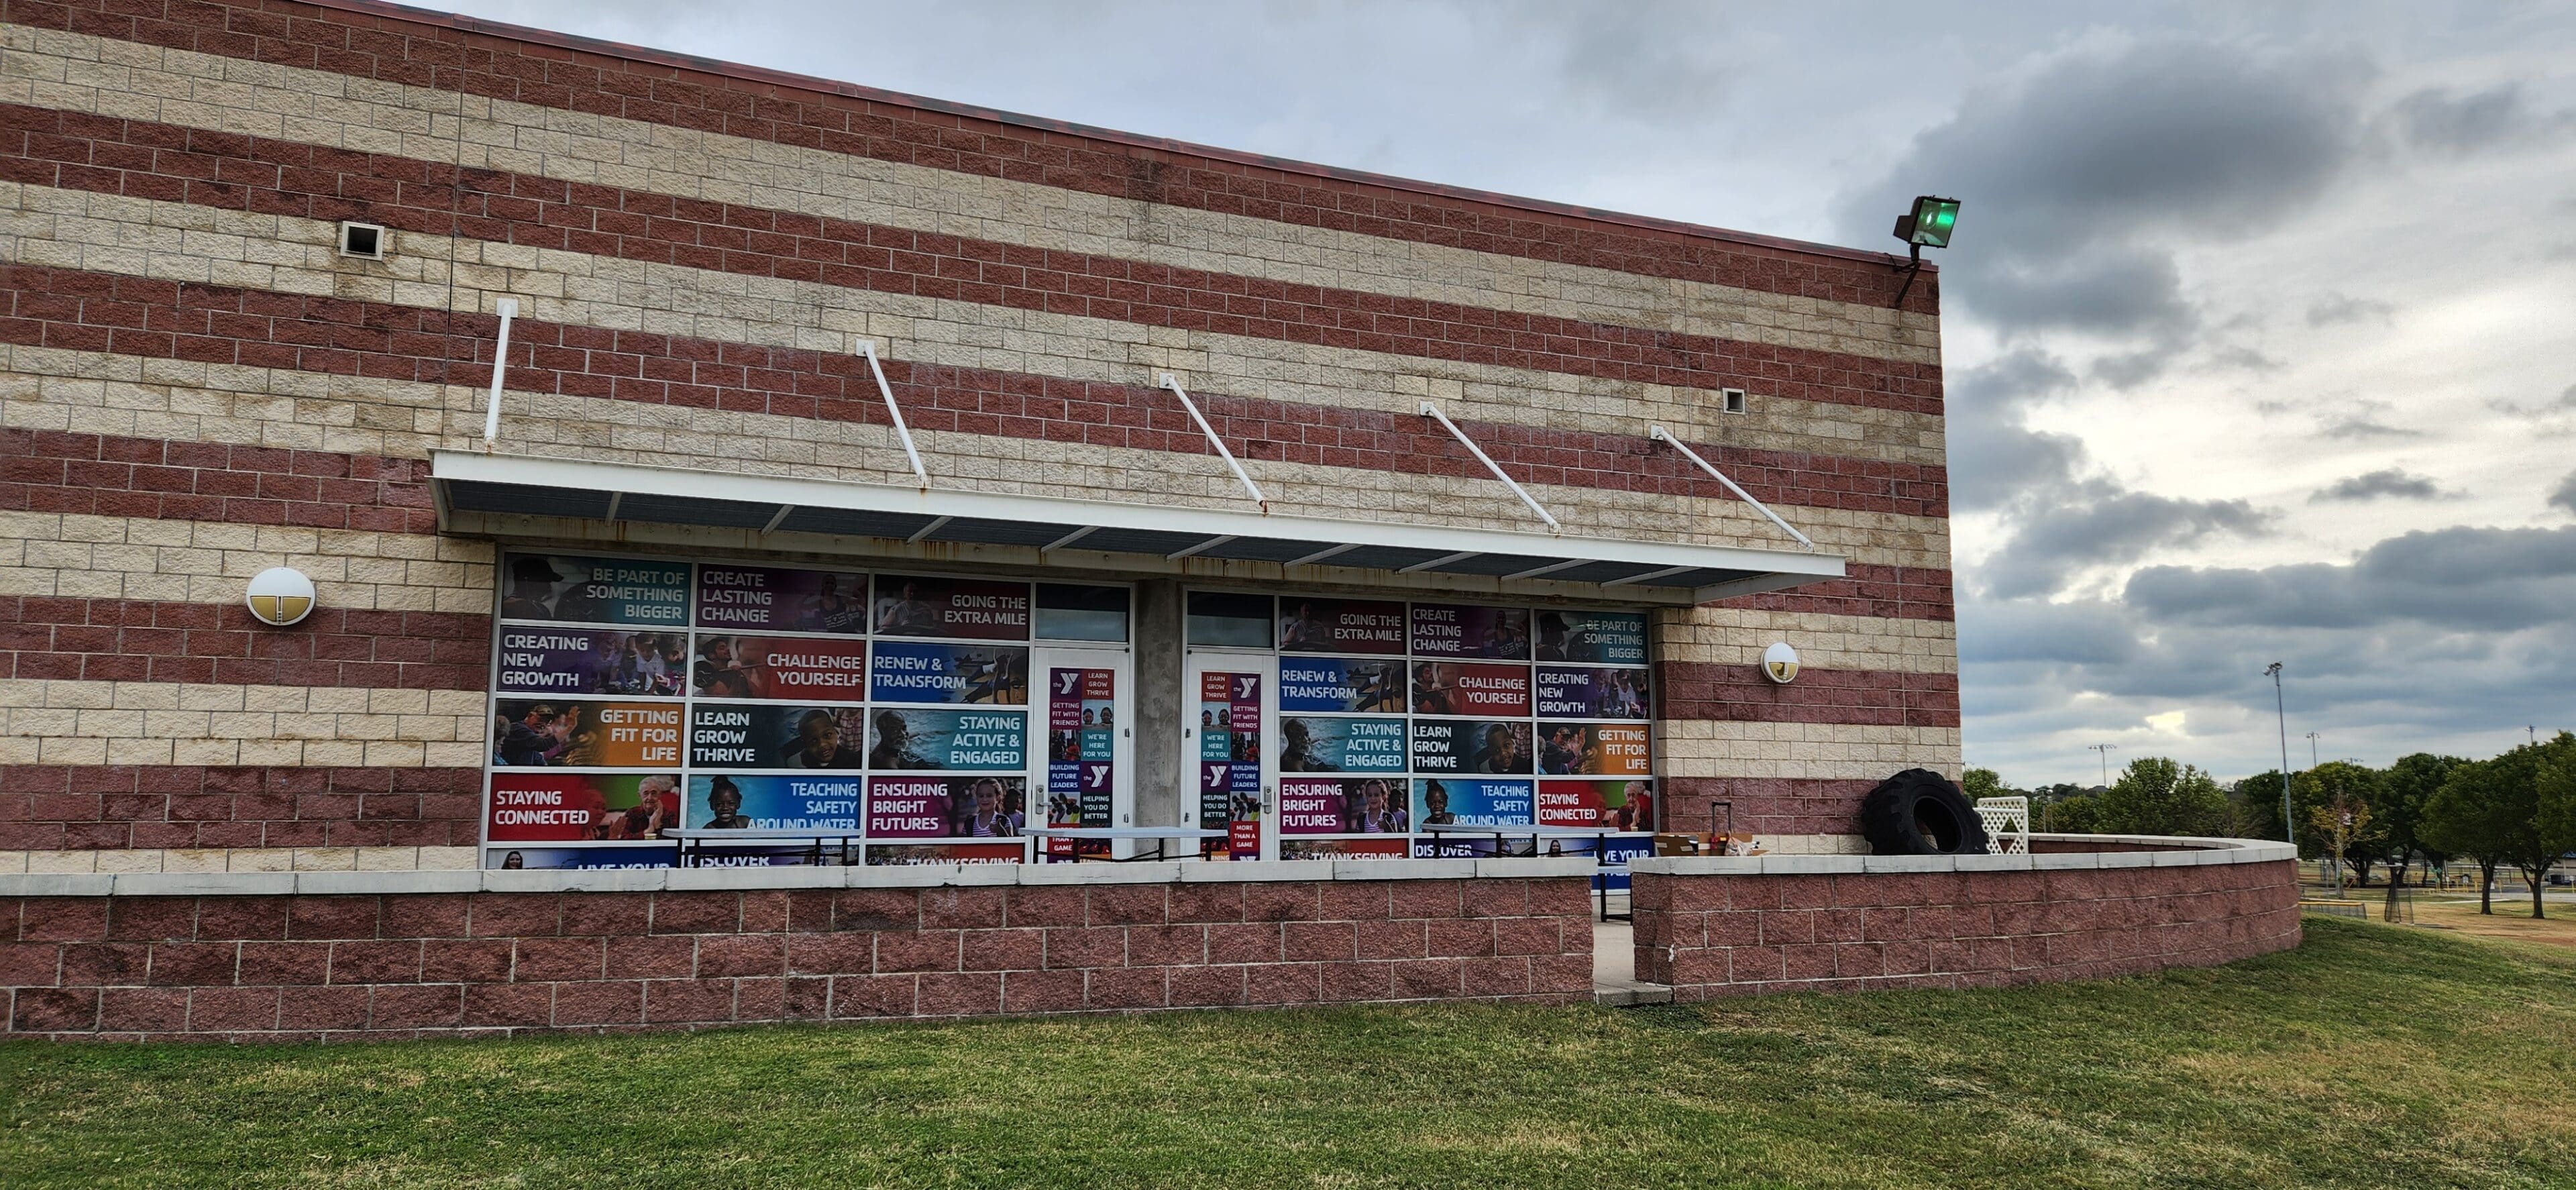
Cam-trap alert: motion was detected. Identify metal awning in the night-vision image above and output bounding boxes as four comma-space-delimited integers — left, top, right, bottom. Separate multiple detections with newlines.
430, 451, 1845, 603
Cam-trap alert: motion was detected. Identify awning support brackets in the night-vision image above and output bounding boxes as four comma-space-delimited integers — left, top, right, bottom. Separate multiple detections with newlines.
1648, 425, 1815, 551
1419, 400, 1559, 531
857, 340, 930, 490
1157, 374, 1267, 512
479, 297, 518, 447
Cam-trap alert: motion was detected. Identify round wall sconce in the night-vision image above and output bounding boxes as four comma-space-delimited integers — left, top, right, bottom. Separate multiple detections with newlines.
246, 567, 317, 627
1762, 641, 1800, 684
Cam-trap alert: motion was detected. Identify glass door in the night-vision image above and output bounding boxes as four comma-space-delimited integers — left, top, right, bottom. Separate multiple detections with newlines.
1183, 653, 1275, 861
1031, 645, 1132, 860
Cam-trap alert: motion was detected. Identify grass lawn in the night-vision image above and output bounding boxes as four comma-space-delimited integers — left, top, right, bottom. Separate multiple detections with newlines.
4, 916, 2573, 1189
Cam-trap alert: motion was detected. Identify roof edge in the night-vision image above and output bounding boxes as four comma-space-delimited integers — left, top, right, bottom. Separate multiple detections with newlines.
306, 0, 1929, 272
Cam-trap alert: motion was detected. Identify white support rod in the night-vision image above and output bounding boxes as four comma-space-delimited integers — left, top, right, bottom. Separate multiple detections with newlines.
480, 298, 518, 445
1648, 425, 1815, 551
1599, 563, 1695, 589
1042, 525, 1100, 552
906, 515, 953, 544
1168, 534, 1234, 560
858, 340, 930, 490
1157, 373, 1267, 510
1418, 400, 1559, 531
1286, 542, 1362, 567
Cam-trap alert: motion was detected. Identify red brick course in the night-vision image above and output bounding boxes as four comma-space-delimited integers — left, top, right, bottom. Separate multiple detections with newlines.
0, 0, 1937, 316
0, 765, 480, 851
1631, 859, 2301, 999
0, 594, 486, 689
0, 427, 435, 533
0, 877, 1595, 1040
1654, 662, 1959, 729
0, 268, 1949, 528
0, 102, 1943, 418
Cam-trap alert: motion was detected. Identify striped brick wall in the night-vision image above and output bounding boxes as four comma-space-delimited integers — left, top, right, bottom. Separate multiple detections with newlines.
0, 0, 1961, 864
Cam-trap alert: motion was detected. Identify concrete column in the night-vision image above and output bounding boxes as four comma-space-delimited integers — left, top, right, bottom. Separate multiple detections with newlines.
1130, 578, 1184, 827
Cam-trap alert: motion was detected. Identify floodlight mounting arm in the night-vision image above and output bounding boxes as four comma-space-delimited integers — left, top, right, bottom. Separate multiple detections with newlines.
1892, 242, 1925, 309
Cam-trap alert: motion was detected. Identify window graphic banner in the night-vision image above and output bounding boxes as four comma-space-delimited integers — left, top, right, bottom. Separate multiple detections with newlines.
1196, 671, 1264, 858
1408, 661, 1532, 717
1410, 718, 1534, 775
494, 628, 689, 696
487, 846, 680, 870
1046, 667, 1117, 858
689, 704, 869, 769
689, 636, 871, 702
485, 773, 678, 841
1538, 722, 1652, 777
1413, 777, 1535, 828
870, 574, 1032, 639
1409, 602, 1530, 659
1534, 610, 1648, 664
866, 842, 1029, 865
684, 774, 864, 830
865, 708, 1028, 771
1278, 777, 1409, 835
1277, 657, 1405, 712
1276, 598, 1405, 654
867, 775, 1030, 839
1278, 715, 1407, 773
499, 555, 690, 626
695, 564, 868, 635
491, 700, 685, 767
1534, 666, 1652, 719
869, 641, 1030, 705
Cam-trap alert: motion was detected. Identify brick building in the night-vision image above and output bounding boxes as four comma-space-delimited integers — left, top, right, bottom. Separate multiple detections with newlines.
0, 0, 1957, 877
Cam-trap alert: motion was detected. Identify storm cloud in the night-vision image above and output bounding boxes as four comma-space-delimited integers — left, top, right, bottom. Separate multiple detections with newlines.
2311, 468, 2451, 502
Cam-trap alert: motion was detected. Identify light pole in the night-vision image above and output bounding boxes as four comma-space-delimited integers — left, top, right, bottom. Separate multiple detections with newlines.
2266, 663, 2293, 849
2306, 731, 2320, 767
2088, 743, 2116, 789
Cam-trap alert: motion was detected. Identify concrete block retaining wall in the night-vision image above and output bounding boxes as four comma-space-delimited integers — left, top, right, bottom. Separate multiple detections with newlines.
0, 859, 1599, 1041
1630, 835, 2302, 999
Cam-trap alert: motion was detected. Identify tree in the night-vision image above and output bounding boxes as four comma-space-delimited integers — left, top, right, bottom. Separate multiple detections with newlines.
2228, 769, 2292, 842
2041, 792, 2100, 834
2422, 748, 2560, 918
2374, 753, 2461, 919
2095, 757, 2232, 837
2294, 761, 2389, 887
1961, 767, 2010, 801
2540, 738, 2576, 916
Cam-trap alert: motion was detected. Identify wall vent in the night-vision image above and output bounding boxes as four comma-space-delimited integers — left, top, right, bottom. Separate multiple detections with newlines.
337, 221, 387, 260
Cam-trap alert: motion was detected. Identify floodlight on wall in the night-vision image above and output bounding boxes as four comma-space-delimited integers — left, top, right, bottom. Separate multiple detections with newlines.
1888, 195, 1960, 307
1892, 196, 1960, 250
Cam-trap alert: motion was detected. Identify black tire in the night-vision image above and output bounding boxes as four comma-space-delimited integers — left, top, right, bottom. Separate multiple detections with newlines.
1859, 769, 1990, 856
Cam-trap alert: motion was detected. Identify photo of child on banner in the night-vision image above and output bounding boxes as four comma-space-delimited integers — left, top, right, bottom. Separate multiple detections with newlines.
1410, 718, 1534, 775
498, 555, 691, 627
688, 704, 870, 769
867, 775, 1028, 839
1277, 777, 1409, 834
682, 774, 865, 831
1411, 777, 1534, 829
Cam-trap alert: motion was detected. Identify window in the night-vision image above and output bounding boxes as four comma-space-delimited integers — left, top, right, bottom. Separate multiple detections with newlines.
1035, 583, 1130, 641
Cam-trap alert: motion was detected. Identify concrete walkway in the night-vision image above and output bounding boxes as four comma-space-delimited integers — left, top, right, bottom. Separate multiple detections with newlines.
1589, 902, 1671, 1006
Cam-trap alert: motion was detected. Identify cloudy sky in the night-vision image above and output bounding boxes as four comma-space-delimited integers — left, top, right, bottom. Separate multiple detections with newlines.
452, 0, 2576, 785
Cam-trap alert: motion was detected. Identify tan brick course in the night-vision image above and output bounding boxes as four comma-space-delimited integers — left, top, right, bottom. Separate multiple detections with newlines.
0, 22, 1939, 368
0, 677, 488, 767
